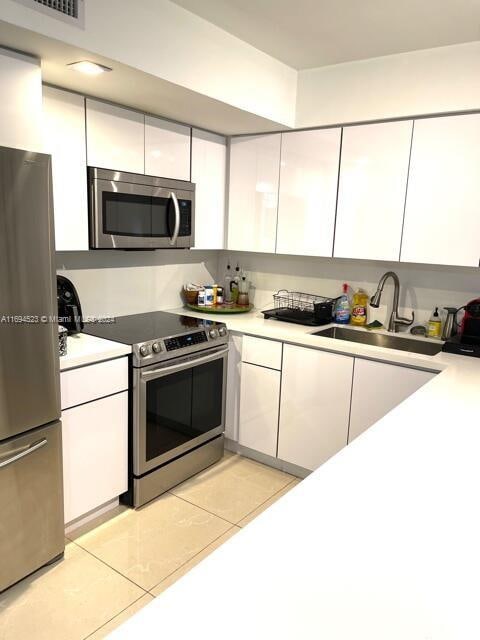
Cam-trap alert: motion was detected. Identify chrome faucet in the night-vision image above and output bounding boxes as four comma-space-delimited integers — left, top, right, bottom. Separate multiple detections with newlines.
370, 271, 414, 333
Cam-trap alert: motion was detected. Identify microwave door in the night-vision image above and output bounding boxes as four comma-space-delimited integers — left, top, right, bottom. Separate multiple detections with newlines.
91, 179, 154, 249
151, 188, 194, 249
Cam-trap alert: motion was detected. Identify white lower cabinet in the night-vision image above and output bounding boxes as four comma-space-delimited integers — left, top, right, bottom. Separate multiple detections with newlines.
225, 333, 243, 441
238, 362, 280, 457
62, 391, 128, 524
278, 344, 354, 471
348, 359, 436, 443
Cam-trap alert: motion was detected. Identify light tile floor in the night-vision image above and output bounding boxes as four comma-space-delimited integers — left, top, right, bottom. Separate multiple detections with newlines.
0, 453, 300, 640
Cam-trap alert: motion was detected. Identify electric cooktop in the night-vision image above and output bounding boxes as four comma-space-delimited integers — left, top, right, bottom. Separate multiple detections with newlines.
84, 311, 228, 366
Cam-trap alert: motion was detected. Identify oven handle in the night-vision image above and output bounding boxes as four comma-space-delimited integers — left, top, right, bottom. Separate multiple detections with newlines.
169, 192, 180, 246
0, 438, 47, 469
141, 345, 229, 381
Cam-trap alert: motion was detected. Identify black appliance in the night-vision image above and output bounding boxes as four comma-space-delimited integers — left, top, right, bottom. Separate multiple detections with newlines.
84, 311, 228, 508
57, 275, 84, 334
442, 298, 480, 358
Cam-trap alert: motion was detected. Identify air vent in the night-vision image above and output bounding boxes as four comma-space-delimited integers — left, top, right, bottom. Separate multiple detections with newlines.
34, 0, 78, 18
14, 0, 85, 27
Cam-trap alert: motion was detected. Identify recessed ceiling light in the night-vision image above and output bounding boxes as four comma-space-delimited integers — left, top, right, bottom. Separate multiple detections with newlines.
67, 61, 112, 76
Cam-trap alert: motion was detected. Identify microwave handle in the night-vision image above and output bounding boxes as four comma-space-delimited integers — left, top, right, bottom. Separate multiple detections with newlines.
141, 345, 229, 381
169, 192, 180, 246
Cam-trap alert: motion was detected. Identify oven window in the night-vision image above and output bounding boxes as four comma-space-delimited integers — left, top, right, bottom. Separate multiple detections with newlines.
145, 359, 224, 461
102, 192, 152, 237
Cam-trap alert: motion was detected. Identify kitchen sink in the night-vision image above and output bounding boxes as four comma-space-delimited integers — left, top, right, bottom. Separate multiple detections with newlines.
313, 326, 443, 356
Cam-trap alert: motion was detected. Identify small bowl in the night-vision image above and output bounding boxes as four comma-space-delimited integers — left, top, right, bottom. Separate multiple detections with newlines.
184, 289, 198, 305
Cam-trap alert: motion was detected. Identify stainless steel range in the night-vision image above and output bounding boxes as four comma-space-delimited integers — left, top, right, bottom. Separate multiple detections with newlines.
84, 311, 228, 507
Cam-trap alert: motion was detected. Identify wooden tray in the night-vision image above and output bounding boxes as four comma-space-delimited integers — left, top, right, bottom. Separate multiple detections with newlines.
186, 303, 253, 314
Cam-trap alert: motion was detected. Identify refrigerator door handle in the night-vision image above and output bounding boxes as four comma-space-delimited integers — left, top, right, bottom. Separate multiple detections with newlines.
0, 438, 47, 469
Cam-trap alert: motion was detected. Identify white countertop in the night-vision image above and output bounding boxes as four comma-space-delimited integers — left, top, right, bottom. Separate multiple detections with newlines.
109, 307, 480, 639
59, 333, 131, 371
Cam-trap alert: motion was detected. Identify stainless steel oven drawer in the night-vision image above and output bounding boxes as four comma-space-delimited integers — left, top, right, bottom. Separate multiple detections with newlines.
0, 421, 65, 592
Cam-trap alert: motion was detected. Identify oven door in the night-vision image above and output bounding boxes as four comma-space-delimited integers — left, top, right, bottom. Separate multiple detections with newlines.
133, 345, 228, 476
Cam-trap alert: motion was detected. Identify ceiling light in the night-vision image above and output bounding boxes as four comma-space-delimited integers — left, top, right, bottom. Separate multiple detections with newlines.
67, 61, 112, 76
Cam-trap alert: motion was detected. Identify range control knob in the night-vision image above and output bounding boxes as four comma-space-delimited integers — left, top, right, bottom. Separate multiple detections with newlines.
209, 329, 219, 339
218, 326, 227, 337
152, 342, 162, 353
139, 344, 151, 357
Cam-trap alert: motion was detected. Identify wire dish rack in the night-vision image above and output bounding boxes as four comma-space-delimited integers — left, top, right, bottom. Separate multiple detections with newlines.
262, 290, 339, 326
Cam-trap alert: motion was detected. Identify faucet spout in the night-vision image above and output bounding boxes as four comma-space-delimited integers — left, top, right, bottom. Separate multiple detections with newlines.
369, 271, 414, 333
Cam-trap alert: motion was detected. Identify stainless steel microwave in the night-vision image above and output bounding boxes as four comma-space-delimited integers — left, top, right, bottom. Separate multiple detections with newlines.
88, 167, 195, 249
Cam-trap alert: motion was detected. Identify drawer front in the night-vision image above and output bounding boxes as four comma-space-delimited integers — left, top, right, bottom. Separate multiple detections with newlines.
61, 357, 128, 410
242, 336, 282, 370
62, 392, 128, 523
0, 421, 64, 591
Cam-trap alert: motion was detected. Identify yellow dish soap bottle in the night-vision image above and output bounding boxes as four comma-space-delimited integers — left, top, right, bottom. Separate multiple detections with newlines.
351, 289, 368, 326
428, 307, 442, 339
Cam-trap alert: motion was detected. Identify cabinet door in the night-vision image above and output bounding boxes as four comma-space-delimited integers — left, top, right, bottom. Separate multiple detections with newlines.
86, 99, 144, 174
43, 87, 88, 251
192, 129, 226, 249
349, 359, 435, 442
239, 362, 280, 457
334, 120, 412, 261
145, 116, 191, 180
278, 345, 353, 470
401, 114, 480, 267
0, 49, 42, 152
276, 128, 341, 257
228, 134, 281, 253
62, 392, 128, 524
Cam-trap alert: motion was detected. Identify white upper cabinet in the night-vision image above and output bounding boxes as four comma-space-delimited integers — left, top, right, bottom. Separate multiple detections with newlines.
86, 98, 144, 174
349, 359, 436, 443
276, 128, 341, 257
191, 129, 226, 249
278, 344, 353, 471
228, 134, 281, 253
43, 86, 88, 251
400, 114, 480, 267
145, 116, 191, 180
334, 120, 413, 262
0, 48, 42, 153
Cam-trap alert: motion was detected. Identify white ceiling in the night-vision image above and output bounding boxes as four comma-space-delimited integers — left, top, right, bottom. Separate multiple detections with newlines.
0, 21, 288, 135
171, 0, 480, 69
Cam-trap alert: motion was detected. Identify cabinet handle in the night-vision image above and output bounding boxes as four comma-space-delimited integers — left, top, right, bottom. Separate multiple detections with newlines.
0, 438, 47, 469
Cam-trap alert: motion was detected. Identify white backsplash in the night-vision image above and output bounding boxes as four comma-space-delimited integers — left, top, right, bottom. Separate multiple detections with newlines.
56, 250, 218, 318
219, 251, 480, 327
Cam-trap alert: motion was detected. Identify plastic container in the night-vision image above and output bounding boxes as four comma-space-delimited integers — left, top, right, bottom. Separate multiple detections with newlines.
204, 286, 214, 307
351, 289, 368, 326
428, 307, 442, 339
197, 289, 206, 306
335, 283, 351, 324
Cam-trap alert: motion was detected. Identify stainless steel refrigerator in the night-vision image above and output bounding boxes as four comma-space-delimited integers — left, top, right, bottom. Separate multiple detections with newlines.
0, 146, 64, 592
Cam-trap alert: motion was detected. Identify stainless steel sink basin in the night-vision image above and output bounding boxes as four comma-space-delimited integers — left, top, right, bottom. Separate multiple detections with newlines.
313, 326, 443, 356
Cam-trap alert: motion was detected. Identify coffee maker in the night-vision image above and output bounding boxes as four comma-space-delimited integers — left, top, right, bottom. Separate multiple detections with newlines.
442, 297, 480, 357
57, 275, 84, 334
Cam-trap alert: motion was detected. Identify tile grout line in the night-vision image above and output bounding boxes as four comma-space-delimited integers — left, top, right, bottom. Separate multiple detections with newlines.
82, 592, 150, 640
167, 491, 239, 527
236, 478, 299, 527
146, 524, 240, 596
68, 538, 151, 594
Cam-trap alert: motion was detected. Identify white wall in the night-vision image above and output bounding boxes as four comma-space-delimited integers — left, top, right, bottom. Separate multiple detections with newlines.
220, 251, 480, 327
56, 250, 218, 318
296, 42, 480, 128
0, 0, 297, 127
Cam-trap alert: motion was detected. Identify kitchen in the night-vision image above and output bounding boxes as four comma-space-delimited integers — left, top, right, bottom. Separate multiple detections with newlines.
1, 1, 480, 638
